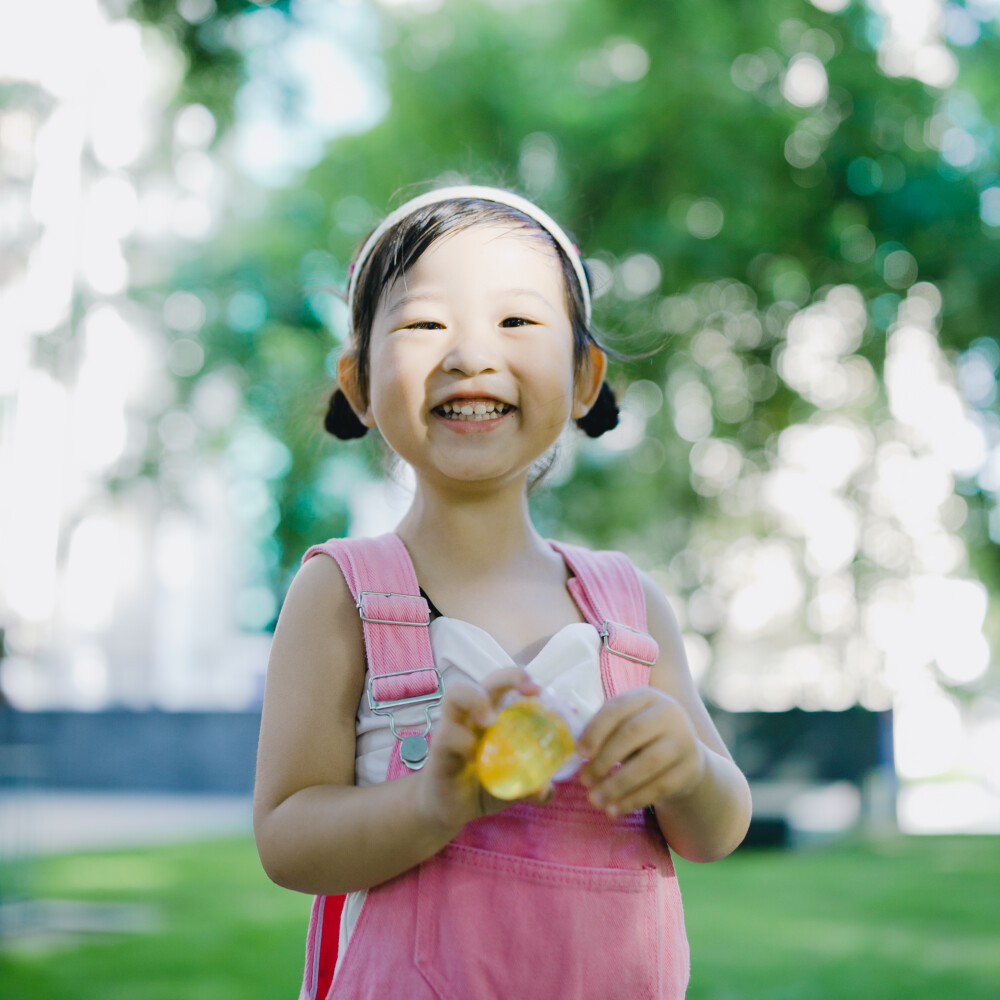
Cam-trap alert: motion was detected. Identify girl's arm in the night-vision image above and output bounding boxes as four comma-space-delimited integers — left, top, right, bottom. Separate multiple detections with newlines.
578, 573, 752, 864
253, 554, 536, 895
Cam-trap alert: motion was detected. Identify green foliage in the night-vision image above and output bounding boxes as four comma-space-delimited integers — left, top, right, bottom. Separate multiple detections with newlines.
129, 0, 1000, 663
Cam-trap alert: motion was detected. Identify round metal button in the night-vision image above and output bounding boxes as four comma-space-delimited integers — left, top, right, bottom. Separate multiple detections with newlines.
400, 734, 429, 770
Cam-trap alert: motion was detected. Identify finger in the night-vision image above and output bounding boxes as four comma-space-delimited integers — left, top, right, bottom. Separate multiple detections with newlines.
482, 667, 541, 707
431, 723, 480, 764
580, 705, 666, 784
587, 736, 677, 806
596, 774, 666, 818
578, 690, 655, 761
524, 781, 555, 807
442, 676, 493, 728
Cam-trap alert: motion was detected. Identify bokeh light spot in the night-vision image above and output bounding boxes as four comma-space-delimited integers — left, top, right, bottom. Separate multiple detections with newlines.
228, 289, 267, 332
847, 157, 882, 195
980, 186, 1000, 227
686, 199, 724, 240
619, 253, 661, 297
782, 53, 828, 107
164, 291, 207, 332
840, 223, 876, 262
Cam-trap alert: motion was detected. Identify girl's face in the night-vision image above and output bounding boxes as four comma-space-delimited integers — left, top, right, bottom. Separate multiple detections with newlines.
343, 223, 604, 491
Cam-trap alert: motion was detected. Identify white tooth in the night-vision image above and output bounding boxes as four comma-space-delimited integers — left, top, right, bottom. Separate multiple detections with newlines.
460, 405, 474, 415
484, 402, 495, 412
441, 403, 451, 413
474, 403, 487, 415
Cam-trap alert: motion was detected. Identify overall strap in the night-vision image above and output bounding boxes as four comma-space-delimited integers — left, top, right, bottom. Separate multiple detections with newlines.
302, 533, 441, 779
298, 534, 439, 1000
549, 541, 659, 699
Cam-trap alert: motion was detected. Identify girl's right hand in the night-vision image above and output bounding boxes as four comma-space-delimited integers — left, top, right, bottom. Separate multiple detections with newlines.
418, 668, 546, 831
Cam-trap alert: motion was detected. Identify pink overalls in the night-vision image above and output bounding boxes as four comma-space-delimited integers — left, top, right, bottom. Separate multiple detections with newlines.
298, 534, 689, 1000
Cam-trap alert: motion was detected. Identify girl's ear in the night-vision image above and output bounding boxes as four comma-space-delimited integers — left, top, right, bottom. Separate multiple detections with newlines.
336, 352, 376, 428
571, 343, 609, 420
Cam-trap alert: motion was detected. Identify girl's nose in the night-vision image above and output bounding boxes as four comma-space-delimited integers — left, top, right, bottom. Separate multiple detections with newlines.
442, 325, 499, 377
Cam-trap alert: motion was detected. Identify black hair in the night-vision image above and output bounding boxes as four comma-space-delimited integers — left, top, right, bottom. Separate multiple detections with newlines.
325, 195, 618, 439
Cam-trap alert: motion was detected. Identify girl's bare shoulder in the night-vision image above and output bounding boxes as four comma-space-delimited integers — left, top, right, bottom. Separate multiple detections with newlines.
633, 567, 691, 682
279, 553, 359, 625
269, 552, 366, 682
634, 568, 683, 642
255, 553, 365, 820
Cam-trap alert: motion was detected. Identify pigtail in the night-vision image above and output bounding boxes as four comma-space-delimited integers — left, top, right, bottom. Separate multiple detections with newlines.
575, 381, 619, 438
324, 388, 369, 439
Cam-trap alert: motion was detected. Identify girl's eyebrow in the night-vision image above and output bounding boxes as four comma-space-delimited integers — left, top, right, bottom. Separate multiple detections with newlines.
504, 288, 557, 310
385, 287, 557, 316
383, 291, 443, 316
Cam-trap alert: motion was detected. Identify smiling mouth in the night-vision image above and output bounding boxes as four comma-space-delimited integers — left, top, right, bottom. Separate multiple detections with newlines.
435, 399, 514, 423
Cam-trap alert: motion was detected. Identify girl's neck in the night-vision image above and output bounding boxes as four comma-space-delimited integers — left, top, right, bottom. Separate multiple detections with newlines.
395, 476, 548, 575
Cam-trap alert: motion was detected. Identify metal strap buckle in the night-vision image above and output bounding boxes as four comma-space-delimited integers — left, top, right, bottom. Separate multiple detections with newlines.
600, 620, 657, 666
367, 666, 444, 716
367, 667, 444, 772
357, 591, 430, 627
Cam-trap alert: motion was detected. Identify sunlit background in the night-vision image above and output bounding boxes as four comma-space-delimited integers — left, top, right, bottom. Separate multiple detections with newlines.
1, 0, 999, 839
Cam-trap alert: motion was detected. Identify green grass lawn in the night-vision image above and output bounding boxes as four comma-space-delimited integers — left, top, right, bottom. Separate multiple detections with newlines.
677, 836, 1000, 999
2, 835, 997, 999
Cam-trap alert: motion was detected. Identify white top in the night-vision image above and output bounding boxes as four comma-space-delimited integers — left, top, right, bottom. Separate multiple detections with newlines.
355, 615, 603, 786
335, 614, 605, 977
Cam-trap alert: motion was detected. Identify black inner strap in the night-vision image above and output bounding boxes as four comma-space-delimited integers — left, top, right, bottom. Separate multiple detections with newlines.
418, 587, 443, 620
419, 575, 576, 623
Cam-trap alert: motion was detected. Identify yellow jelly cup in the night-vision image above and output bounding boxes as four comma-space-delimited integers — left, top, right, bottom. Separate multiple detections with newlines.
475, 696, 577, 800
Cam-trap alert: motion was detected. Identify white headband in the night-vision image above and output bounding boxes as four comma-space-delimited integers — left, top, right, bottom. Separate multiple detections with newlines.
346, 185, 592, 325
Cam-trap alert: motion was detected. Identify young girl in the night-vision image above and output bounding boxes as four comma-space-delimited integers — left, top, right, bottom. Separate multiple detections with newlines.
253, 185, 752, 999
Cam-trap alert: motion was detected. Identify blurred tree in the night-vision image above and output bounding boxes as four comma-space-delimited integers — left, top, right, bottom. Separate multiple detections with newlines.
129, 0, 999, 710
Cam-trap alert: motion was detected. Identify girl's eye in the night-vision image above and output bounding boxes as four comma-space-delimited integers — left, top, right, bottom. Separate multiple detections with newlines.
500, 317, 536, 328
404, 320, 444, 330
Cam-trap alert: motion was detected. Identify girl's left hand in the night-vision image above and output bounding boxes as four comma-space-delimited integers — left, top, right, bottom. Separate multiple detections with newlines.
577, 688, 707, 818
